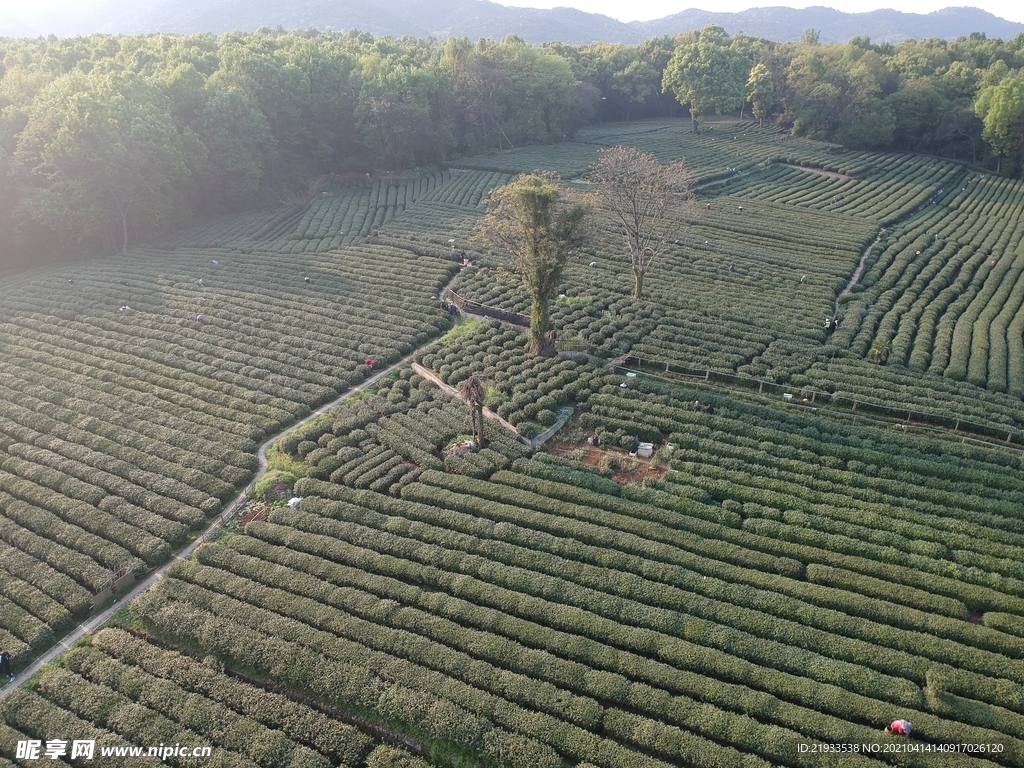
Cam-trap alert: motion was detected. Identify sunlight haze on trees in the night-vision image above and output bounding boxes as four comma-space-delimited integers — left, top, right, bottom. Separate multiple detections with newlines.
662, 26, 748, 133
3, 24, 1024, 272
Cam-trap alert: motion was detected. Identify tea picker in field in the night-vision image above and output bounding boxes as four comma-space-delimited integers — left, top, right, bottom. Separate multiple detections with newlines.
0, 648, 13, 682
885, 719, 912, 737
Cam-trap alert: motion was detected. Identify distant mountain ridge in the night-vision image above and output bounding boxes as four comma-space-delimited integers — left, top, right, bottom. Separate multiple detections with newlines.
638, 6, 1024, 45
2, 1, 1023, 44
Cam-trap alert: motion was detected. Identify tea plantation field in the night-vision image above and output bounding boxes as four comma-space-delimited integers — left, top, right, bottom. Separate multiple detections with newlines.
3, 119, 1024, 768
0, 244, 453, 669
117, 348, 1024, 768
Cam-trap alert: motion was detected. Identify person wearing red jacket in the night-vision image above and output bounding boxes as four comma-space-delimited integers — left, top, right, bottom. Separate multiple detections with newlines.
885, 719, 912, 737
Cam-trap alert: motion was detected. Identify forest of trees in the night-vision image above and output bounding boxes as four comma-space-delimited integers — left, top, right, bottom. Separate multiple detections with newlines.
1, 25, 1023, 270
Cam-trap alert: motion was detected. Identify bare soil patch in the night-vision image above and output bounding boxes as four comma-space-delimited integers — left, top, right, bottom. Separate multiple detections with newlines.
546, 432, 667, 485
238, 501, 271, 527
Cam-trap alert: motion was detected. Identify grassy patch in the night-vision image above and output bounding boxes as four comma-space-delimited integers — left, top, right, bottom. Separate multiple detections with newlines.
557, 294, 593, 307
439, 317, 486, 346
484, 384, 509, 410
266, 443, 310, 479
106, 605, 144, 632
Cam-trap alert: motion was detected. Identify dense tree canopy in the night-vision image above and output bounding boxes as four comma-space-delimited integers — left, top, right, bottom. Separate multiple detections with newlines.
475, 173, 590, 355
12, 69, 197, 252
662, 26, 749, 132
2, 25, 1024, 271
975, 75, 1024, 172
746, 62, 774, 127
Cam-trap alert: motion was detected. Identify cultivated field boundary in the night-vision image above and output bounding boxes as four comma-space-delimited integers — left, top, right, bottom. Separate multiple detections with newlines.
6, 212, 1020, 700
0, 281, 462, 702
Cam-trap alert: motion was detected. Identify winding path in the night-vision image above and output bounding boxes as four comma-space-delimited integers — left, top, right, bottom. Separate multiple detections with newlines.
411, 362, 524, 439
834, 231, 883, 319
782, 163, 852, 180
0, 275, 463, 702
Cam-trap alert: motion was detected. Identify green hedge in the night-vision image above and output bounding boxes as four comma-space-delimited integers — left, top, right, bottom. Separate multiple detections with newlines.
91, 628, 372, 767
241, 513, 1020, 760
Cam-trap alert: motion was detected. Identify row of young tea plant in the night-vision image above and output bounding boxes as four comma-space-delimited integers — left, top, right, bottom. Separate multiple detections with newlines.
121, 388, 1021, 766
576, 120, 865, 182
417, 322, 609, 438
457, 120, 870, 184
729, 339, 1024, 442
0, 244, 454, 673
446, 188, 874, 363
277, 369, 531, 491
394, 372, 1023, 761
407, 457, 1024, 735
132, 522, 753, 768
832, 169, 1024, 396
374, 201, 488, 262
0, 627, 431, 768
166, 172, 451, 254
120, 321, 1022, 767
124, 485, 914, 768
454, 142, 602, 179
724, 156, 967, 226
335, 327, 1015, 749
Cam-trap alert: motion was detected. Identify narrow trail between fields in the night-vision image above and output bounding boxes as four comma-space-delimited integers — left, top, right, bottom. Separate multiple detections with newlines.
693, 171, 752, 191
834, 230, 883, 319
0, 272, 464, 702
411, 362, 524, 439
783, 163, 851, 180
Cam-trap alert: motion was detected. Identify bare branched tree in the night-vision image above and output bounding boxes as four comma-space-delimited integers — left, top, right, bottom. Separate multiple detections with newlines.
459, 375, 487, 449
590, 146, 694, 299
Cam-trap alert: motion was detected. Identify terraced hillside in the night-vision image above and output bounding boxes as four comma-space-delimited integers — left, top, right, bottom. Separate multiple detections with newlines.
111, 337, 1024, 767
0, 244, 453, 671
4, 119, 1024, 768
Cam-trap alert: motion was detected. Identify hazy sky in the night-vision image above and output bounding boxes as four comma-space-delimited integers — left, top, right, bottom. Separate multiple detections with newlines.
2, 0, 1023, 27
